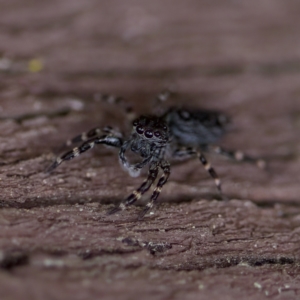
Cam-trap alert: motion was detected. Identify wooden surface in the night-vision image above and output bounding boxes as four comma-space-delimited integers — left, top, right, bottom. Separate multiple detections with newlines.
0, 1, 300, 299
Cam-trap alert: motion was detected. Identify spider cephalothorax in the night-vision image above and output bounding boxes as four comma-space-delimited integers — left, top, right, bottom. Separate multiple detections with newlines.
47, 92, 265, 219
130, 115, 170, 156
116, 115, 170, 179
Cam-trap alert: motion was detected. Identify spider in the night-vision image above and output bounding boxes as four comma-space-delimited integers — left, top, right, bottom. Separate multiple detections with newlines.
47, 91, 265, 219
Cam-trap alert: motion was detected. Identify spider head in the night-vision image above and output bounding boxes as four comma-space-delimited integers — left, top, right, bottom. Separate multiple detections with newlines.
132, 116, 169, 143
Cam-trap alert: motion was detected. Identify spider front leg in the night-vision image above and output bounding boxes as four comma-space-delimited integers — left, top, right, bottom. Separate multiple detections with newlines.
173, 147, 223, 195
119, 141, 152, 177
139, 160, 170, 219
46, 133, 123, 173
65, 126, 122, 147
108, 161, 160, 215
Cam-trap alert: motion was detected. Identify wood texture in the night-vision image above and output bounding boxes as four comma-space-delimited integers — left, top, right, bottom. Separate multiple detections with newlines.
0, 1, 300, 299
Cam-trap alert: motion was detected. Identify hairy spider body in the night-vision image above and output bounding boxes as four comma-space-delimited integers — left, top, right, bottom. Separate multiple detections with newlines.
47, 93, 264, 218
164, 108, 228, 146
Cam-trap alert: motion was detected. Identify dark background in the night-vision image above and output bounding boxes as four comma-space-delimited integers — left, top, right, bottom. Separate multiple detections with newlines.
0, 1, 300, 299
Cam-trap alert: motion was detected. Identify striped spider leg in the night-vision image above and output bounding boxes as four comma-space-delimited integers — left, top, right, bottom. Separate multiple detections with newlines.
46, 127, 123, 173
173, 147, 222, 195
210, 146, 266, 169
108, 116, 171, 217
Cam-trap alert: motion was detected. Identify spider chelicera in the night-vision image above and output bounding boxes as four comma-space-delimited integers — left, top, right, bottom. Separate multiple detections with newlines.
47, 92, 265, 219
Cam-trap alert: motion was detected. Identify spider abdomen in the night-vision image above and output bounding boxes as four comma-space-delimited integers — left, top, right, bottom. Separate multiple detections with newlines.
164, 108, 229, 146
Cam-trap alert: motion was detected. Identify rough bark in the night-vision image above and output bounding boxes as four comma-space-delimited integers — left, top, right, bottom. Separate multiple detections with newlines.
0, 1, 300, 299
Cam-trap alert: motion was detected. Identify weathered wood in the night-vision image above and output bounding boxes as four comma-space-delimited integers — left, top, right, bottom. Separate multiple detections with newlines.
0, 0, 300, 299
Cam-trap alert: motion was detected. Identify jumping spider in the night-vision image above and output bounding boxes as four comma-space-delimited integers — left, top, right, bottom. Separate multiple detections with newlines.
47, 91, 265, 219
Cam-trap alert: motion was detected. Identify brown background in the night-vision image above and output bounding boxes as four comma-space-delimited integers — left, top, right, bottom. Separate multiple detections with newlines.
0, 1, 300, 299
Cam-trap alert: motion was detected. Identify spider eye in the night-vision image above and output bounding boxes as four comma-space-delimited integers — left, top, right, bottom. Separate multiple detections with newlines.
136, 125, 144, 134
144, 129, 153, 138
154, 131, 161, 138
132, 119, 139, 126
162, 124, 168, 130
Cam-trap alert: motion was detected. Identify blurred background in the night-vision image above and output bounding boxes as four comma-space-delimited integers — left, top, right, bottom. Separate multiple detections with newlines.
1, 0, 300, 100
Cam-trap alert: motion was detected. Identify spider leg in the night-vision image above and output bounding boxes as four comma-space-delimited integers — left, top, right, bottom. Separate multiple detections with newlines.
95, 93, 136, 121
211, 146, 266, 169
139, 160, 170, 219
155, 89, 174, 104
173, 147, 222, 194
119, 141, 152, 177
153, 88, 177, 115
46, 135, 123, 173
65, 126, 122, 147
108, 162, 159, 215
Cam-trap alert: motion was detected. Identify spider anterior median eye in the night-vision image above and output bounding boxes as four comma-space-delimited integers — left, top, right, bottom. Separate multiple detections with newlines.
136, 125, 144, 134
154, 131, 161, 138
144, 129, 153, 138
